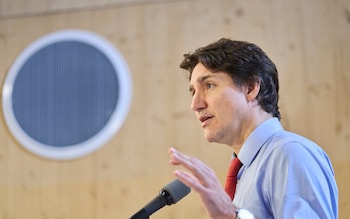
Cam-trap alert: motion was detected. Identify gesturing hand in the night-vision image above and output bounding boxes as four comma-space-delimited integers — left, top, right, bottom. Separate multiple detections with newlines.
169, 147, 237, 219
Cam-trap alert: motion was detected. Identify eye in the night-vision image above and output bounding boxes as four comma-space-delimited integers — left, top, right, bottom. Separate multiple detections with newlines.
189, 87, 195, 96
206, 83, 215, 89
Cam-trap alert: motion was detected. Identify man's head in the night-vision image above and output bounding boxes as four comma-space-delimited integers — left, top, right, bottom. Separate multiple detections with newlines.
180, 38, 280, 120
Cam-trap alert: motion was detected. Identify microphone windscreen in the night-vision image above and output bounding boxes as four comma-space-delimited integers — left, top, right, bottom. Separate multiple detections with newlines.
162, 179, 191, 204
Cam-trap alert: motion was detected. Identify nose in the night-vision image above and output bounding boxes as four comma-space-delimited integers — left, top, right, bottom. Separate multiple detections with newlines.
191, 91, 207, 112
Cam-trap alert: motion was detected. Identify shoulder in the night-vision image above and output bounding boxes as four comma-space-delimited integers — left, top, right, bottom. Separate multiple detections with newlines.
269, 130, 325, 157
265, 130, 334, 174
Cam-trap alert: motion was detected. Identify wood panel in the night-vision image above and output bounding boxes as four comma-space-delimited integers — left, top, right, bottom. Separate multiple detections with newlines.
0, 0, 349, 218
0, 0, 172, 18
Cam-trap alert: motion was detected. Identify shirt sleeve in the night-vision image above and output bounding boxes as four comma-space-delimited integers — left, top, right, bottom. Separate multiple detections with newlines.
264, 141, 338, 219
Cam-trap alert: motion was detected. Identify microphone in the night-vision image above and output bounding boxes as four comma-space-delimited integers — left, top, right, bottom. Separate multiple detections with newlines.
129, 179, 191, 219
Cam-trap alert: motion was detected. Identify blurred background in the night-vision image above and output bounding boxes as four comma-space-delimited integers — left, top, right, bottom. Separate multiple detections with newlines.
0, 0, 349, 218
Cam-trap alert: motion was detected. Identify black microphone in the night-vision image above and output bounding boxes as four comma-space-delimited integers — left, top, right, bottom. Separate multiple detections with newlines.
129, 179, 191, 219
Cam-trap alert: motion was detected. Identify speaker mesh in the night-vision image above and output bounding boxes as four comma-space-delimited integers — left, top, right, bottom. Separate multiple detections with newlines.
12, 41, 119, 147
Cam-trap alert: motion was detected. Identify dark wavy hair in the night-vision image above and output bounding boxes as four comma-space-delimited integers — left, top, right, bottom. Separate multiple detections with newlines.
180, 38, 281, 120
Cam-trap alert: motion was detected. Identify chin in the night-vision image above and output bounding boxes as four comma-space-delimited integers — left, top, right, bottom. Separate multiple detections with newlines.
204, 130, 228, 144
204, 133, 218, 143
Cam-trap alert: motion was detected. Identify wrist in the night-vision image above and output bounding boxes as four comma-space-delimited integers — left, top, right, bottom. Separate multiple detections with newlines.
235, 208, 255, 219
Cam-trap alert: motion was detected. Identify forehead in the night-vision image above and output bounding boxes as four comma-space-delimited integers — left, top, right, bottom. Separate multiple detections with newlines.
190, 63, 213, 82
189, 63, 232, 86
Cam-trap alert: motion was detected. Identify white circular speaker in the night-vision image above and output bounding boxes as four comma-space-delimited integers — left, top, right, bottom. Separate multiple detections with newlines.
2, 30, 132, 160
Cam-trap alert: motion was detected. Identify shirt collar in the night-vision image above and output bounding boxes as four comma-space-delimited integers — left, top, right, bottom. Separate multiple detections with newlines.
238, 117, 283, 167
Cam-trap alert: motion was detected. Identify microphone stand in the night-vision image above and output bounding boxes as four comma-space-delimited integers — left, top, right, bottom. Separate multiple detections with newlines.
129, 191, 169, 219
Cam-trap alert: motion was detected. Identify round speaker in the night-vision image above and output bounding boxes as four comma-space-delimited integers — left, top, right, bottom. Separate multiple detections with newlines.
2, 30, 132, 160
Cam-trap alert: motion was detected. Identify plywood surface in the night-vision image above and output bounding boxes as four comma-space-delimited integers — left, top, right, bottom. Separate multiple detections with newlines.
0, 0, 349, 218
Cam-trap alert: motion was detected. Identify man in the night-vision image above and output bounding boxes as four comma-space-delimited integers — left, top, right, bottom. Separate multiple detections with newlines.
169, 38, 338, 219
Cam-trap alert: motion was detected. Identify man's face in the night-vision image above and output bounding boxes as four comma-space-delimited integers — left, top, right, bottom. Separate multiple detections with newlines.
189, 63, 249, 146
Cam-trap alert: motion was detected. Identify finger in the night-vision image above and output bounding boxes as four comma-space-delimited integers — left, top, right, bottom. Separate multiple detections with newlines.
171, 148, 211, 174
169, 148, 216, 183
168, 147, 183, 165
173, 169, 207, 194
169, 148, 199, 170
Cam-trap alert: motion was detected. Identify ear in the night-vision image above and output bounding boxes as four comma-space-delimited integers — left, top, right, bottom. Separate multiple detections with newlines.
246, 78, 260, 101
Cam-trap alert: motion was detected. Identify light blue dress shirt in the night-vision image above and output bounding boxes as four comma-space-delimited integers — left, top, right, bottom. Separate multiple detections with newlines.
234, 118, 338, 219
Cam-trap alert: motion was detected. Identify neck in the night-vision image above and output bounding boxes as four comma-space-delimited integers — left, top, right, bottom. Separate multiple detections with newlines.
230, 112, 273, 155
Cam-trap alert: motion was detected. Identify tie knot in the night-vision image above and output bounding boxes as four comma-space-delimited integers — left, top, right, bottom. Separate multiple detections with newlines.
228, 158, 242, 177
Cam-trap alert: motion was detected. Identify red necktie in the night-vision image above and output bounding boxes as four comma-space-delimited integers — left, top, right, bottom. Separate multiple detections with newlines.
224, 158, 243, 200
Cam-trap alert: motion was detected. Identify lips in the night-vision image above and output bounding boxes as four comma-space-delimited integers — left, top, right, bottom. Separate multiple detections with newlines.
199, 115, 213, 127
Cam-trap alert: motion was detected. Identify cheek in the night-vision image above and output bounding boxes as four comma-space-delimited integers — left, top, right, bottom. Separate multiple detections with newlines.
209, 87, 246, 116
216, 94, 245, 120
211, 100, 235, 128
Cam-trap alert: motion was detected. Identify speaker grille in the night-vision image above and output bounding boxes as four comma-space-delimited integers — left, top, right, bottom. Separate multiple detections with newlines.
2, 30, 132, 160
12, 41, 118, 147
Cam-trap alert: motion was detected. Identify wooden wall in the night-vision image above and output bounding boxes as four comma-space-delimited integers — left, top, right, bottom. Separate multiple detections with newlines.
0, 0, 349, 218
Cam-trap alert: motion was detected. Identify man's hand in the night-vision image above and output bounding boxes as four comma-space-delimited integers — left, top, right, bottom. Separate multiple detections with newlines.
169, 147, 237, 219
